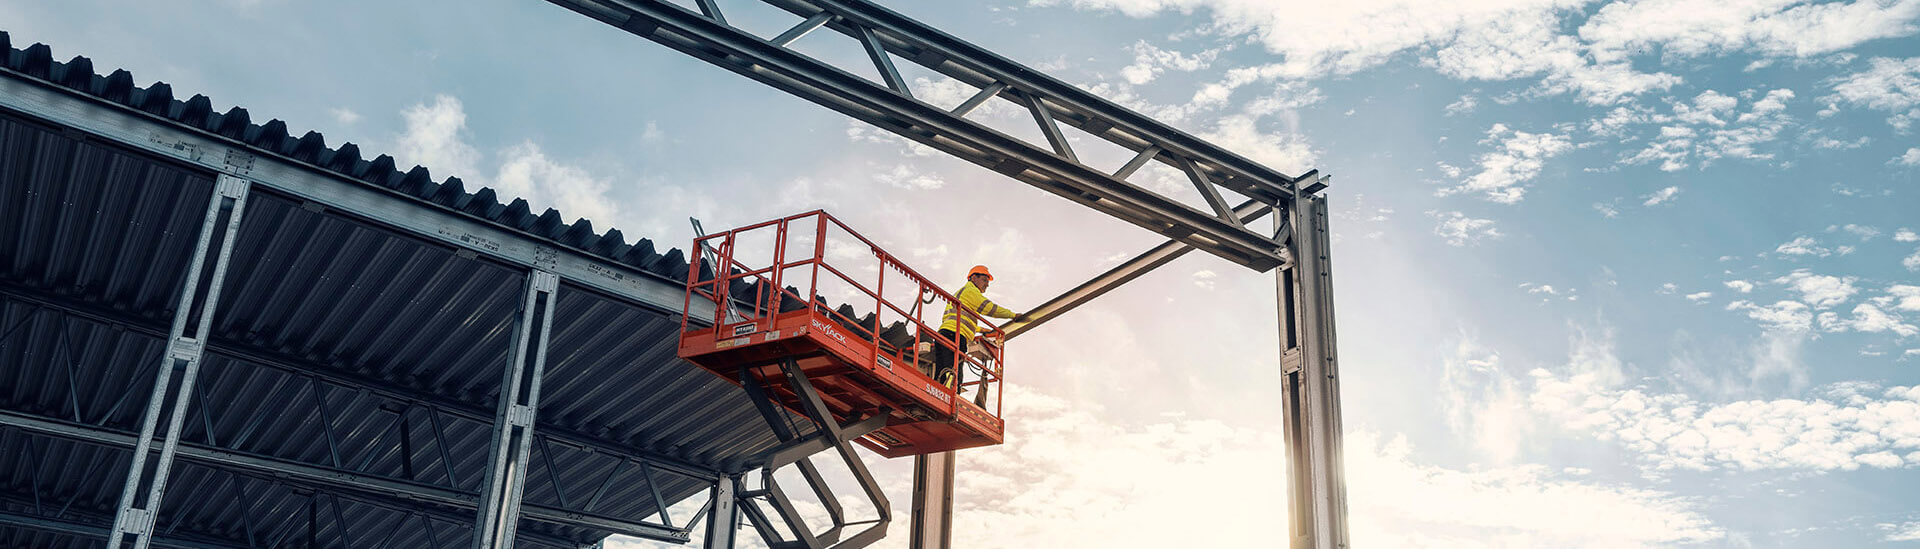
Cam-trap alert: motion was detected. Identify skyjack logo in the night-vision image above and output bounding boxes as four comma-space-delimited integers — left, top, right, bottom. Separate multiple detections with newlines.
810, 318, 851, 347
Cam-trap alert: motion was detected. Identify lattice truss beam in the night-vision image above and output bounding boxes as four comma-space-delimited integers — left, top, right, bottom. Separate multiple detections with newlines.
549, 0, 1327, 272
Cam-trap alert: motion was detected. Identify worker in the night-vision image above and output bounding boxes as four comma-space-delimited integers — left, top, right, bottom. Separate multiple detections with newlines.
934, 265, 1025, 389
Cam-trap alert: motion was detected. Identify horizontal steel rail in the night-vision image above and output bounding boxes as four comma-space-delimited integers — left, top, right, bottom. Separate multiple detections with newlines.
0, 285, 719, 482
0, 410, 692, 544
547, 0, 1299, 270
0, 509, 248, 549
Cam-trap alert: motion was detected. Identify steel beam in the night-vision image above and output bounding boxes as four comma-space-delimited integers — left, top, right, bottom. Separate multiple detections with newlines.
1002, 199, 1279, 341
0, 508, 249, 549
1277, 194, 1348, 549
545, 0, 1296, 271
0, 409, 691, 544
474, 270, 561, 549
109, 174, 251, 549
0, 285, 718, 482
0, 74, 710, 325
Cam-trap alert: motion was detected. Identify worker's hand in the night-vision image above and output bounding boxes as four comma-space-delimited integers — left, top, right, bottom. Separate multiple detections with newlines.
1013, 312, 1031, 323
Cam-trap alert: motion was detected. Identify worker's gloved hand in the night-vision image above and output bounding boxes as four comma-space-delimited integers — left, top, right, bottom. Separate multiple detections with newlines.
1013, 312, 1031, 322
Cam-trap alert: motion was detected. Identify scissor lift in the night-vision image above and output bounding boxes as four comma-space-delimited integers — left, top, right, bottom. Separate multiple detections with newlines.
677, 211, 1008, 548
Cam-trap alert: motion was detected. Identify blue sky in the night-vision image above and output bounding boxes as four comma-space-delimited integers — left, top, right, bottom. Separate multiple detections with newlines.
7, 0, 1920, 546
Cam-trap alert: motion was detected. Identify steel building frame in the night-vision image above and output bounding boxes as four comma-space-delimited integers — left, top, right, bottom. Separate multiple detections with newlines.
542, 1, 1349, 548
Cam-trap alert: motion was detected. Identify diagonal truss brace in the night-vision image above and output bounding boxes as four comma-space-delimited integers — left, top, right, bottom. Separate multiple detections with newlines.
723, 359, 890, 549
546, 0, 1302, 271
108, 175, 250, 549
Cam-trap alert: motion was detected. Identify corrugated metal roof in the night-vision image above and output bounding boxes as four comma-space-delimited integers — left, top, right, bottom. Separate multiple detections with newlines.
0, 30, 815, 548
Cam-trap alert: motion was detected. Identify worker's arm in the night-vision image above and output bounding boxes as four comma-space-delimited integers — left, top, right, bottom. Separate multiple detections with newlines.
979, 298, 1016, 319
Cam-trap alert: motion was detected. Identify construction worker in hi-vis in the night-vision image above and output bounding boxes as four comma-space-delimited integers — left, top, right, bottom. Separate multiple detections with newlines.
935, 265, 1024, 389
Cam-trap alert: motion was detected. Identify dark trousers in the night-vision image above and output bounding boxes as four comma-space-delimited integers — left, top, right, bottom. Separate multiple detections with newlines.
932, 328, 967, 384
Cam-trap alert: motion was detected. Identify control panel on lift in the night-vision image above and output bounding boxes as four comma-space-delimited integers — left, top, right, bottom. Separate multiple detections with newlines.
677, 210, 1005, 458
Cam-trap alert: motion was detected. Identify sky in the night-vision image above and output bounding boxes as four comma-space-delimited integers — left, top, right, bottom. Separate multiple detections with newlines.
5, 0, 1920, 546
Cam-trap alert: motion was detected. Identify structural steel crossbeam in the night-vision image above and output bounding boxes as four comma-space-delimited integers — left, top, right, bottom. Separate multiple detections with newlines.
0, 409, 691, 543
1001, 198, 1280, 342
547, 0, 1299, 271
0, 284, 717, 483
0, 509, 248, 549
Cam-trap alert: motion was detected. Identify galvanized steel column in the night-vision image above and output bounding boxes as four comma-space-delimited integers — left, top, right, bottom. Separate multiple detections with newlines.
1277, 194, 1349, 549
702, 474, 739, 549
472, 270, 560, 549
108, 174, 251, 549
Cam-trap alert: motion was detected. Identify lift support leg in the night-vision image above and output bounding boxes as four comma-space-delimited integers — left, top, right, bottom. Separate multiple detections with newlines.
730, 359, 892, 549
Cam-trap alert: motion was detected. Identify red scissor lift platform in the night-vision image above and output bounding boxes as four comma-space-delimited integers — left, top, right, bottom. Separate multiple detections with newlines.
679, 211, 1005, 458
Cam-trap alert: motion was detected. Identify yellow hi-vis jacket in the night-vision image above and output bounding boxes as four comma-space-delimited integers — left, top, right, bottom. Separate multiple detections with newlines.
939, 281, 1016, 339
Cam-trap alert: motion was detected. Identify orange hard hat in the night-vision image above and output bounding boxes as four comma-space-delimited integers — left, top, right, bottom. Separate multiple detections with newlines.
968, 265, 993, 281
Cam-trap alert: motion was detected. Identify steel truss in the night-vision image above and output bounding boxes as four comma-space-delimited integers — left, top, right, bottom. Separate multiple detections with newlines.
541, 1, 1348, 548
0, 72, 744, 547
547, 0, 1324, 271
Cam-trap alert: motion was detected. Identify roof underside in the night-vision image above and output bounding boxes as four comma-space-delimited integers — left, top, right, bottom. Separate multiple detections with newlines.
0, 31, 809, 548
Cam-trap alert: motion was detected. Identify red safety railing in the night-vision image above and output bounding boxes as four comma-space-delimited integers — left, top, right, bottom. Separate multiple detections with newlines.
679, 210, 1006, 419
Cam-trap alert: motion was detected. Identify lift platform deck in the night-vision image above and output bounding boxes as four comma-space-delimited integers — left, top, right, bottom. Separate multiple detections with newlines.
678, 211, 1005, 458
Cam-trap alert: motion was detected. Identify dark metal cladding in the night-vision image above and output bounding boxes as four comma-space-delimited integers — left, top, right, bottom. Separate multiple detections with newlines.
0, 31, 810, 548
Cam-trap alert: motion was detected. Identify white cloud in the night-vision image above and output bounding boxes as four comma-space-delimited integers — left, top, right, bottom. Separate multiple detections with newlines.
328, 107, 360, 125
1191, 269, 1218, 290
1907, 250, 1920, 272
392, 95, 628, 229
1444, 94, 1478, 116
494, 141, 621, 226
1642, 185, 1681, 205
1685, 291, 1713, 301
1895, 147, 1920, 166
1621, 89, 1797, 171
396, 94, 483, 180
1727, 300, 1814, 332
1581, 0, 1920, 62
1195, 113, 1317, 173
1535, 373, 1920, 472
1880, 285, 1920, 312
1431, 210, 1502, 246
1120, 40, 1220, 85
1819, 304, 1920, 336
1592, 202, 1620, 218
1825, 57, 1920, 132
945, 384, 1722, 548
1725, 280, 1755, 293
1883, 522, 1920, 542
1658, 282, 1679, 294
1773, 235, 1832, 257
872, 163, 945, 190
1441, 124, 1571, 203
641, 121, 664, 143
1838, 223, 1881, 239
1811, 135, 1870, 149
1774, 269, 1859, 308
1897, 228, 1920, 242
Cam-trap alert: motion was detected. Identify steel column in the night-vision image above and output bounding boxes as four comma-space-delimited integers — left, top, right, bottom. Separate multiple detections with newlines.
702, 475, 739, 549
1276, 193, 1348, 549
906, 451, 953, 549
473, 270, 560, 549
108, 174, 250, 549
